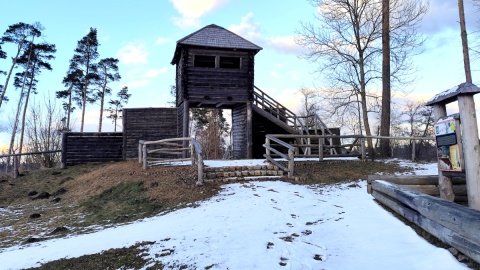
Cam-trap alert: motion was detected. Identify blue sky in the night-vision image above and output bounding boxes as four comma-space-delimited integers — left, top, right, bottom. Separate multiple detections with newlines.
0, 0, 479, 149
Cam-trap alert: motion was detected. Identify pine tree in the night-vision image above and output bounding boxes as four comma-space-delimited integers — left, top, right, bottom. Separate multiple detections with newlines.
96, 57, 120, 132
0, 22, 41, 108
68, 27, 99, 132
56, 68, 83, 131
106, 86, 130, 132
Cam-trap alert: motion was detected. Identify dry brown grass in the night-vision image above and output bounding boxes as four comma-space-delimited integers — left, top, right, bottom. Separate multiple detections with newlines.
0, 161, 220, 249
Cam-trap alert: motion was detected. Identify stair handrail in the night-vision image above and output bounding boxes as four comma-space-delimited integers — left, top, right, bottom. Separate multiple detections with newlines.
253, 86, 300, 130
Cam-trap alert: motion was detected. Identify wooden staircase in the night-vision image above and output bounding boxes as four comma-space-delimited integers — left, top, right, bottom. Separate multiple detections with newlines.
252, 86, 337, 156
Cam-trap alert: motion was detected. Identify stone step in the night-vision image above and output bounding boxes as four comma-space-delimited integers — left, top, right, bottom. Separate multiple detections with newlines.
203, 165, 285, 182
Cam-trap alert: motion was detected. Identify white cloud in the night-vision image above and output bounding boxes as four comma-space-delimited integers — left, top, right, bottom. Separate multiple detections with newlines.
290, 71, 300, 80
116, 43, 148, 65
170, 0, 229, 28
156, 37, 173, 45
229, 13, 304, 55
123, 80, 149, 88
228, 12, 262, 44
270, 71, 280, 79
142, 67, 168, 78
266, 36, 303, 54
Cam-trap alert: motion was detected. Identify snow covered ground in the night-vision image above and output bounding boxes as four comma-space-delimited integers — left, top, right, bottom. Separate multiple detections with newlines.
0, 160, 469, 269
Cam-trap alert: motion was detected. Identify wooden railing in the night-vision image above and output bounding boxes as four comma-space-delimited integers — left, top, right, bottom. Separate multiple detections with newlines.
139, 137, 204, 186
253, 86, 299, 129
263, 134, 366, 178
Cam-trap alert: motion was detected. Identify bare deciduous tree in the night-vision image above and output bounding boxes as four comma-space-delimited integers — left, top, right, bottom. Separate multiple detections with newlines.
296, 0, 428, 157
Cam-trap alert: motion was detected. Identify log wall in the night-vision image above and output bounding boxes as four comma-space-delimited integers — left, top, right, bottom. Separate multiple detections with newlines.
61, 132, 123, 166
232, 104, 248, 159
183, 48, 252, 105
367, 175, 467, 203
122, 108, 177, 159
371, 180, 480, 264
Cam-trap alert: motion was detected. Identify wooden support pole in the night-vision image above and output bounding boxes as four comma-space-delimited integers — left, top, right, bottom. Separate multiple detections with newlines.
361, 138, 366, 160
61, 132, 67, 169
247, 102, 253, 159
288, 149, 294, 178
182, 101, 190, 158
411, 139, 416, 161
142, 144, 147, 170
458, 94, 480, 210
196, 153, 204, 186
432, 103, 455, 202
319, 137, 324, 161
265, 137, 271, 157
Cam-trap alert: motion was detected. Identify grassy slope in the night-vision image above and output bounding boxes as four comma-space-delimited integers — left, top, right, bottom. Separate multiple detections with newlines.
1, 160, 410, 269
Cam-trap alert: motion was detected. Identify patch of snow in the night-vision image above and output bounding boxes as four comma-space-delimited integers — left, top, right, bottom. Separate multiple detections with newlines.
0, 168, 467, 270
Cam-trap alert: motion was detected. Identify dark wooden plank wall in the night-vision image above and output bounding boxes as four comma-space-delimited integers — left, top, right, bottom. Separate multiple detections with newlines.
232, 104, 248, 159
62, 132, 123, 166
122, 108, 178, 159
252, 110, 295, 159
185, 48, 252, 104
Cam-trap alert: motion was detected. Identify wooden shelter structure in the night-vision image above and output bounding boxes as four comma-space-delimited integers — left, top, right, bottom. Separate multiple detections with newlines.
426, 82, 480, 210
170, 24, 335, 159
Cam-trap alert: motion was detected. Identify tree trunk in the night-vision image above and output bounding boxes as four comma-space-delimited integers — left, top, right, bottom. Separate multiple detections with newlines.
0, 45, 23, 108
380, 0, 391, 158
66, 83, 73, 130
98, 79, 107, 132
18, 66, 37, 156
458, 0, 472, 83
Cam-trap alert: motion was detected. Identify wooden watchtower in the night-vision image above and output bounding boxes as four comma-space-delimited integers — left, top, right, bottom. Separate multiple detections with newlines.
171, 24, 262, 158
171, 24, 336, 159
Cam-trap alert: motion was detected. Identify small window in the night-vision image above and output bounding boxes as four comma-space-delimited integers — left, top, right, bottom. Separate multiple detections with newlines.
194, 55, 216, 68
219, 57, 241, 69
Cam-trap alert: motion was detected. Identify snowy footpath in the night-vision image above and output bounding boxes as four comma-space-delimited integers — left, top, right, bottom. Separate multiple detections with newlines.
0, 161, 469, 270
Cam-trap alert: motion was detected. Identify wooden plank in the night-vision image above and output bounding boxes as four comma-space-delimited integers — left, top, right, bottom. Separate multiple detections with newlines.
263, 144, 288, 160
263, 154, 287, 171
458, 95, 480, 210
372, 180, 480, 244
372, 190, 480, 263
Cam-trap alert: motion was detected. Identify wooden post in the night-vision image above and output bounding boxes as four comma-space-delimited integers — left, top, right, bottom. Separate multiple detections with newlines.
432, 103, 455, 202
307, 137, 311, 155
319, 136, 324, 161
246, 102, 253, 159
13, 155, 18, 179
458, 94, 480, 210
142, 144, 147, 170
61, 132, 67, 169
190, 139, 195, 165
182, 101, 190, 158
138, 140, 144, 163
265, 137, 271, 157
411, 139, 416, 162
288, 149, 294, 178
361, 137, 366, 160
196, 153, 204, 186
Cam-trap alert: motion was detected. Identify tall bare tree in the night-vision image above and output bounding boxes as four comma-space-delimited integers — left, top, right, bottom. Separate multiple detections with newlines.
458, 0, 472, 83
380, 0, 391, 158
296, 0, 428, 157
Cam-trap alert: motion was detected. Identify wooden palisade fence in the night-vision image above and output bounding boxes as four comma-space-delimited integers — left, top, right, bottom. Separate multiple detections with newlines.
139, 137, 204, 186
370, 180, 480, 263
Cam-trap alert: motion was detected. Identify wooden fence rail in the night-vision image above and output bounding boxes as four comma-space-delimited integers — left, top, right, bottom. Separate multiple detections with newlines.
371, 180, 480, 263
139, 137, 204, 186
0, 150, 61, 178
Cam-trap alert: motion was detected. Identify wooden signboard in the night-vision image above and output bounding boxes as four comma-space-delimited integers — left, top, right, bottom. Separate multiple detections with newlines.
434, 115, 464, 172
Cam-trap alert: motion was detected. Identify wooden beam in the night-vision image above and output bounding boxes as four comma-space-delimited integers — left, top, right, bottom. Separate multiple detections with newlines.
432, 103, 455, 202
458, 94, 480, 210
